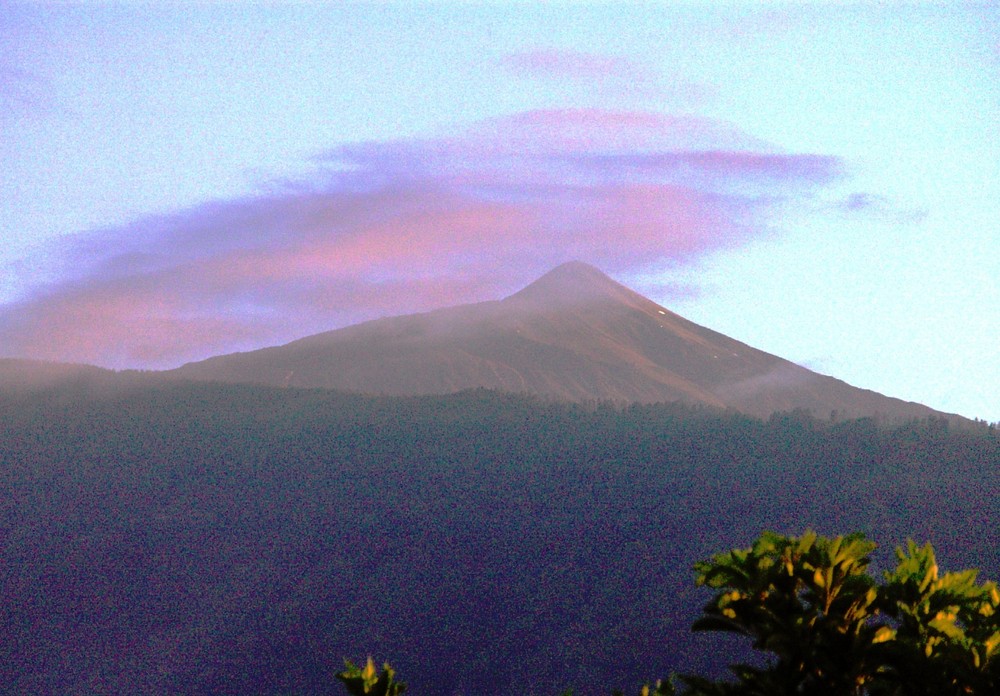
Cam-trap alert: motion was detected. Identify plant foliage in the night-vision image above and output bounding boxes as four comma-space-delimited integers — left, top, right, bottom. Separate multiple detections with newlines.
685, 530, 1000, 695
335, 657, 406, 695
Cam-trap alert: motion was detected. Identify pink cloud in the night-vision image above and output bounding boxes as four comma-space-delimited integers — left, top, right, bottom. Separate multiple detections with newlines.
465, 108, 768, 153
500, 50, 714, 108
196, 195, 538, 289
502, 49, 646, 82
1, 283, 267, 366
0, 107, 843, 369
571, 184, 743, 260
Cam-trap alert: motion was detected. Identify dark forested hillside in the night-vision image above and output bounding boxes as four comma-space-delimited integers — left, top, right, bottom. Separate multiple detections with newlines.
0, 380, 996, 694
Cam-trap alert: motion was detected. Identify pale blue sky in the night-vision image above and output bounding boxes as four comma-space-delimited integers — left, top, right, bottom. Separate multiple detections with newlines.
2, 2, 998, 422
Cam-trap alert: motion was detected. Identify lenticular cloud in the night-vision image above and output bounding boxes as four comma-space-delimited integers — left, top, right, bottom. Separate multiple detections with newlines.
0, 108, 842, 369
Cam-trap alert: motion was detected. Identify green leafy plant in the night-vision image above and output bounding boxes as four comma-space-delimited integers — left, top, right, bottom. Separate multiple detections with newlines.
687, 530, 1000, 695
335, 657, 407, 696
878, 540, 1000, 694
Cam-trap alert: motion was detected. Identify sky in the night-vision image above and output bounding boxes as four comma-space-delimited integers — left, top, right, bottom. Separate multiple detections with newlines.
2, 2, 998, 422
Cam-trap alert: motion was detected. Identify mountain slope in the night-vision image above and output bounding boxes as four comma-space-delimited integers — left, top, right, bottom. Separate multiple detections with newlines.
0, 358, 117, 392
170, 261, 952, 421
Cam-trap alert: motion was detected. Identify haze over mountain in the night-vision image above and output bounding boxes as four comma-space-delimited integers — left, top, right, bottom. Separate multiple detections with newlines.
171, 262, 954, 422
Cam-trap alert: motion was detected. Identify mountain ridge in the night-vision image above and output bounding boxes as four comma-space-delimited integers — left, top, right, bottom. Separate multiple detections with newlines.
165, 262, 959, 422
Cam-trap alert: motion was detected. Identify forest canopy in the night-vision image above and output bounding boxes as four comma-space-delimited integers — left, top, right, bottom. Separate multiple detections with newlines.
1, 381, 997, 693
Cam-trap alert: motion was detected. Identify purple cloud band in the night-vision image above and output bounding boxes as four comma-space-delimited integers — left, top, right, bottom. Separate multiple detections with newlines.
1, 107, 844, 369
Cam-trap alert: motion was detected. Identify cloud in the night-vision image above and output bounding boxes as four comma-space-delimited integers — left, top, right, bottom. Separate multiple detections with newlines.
502, 50, 644, 82
464, 108, 768, 153
0, 107, 843, 369
832, 193, 928, 225
714, 364, 813, 402
572, 151, 842, 190
501, 50, 712, 107
0, 65, 73, 125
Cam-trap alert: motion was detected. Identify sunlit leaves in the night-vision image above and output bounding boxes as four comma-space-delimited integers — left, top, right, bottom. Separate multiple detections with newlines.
880, 540, 1000, 692
688, 530, 1000, 695
335, 657, 407, 696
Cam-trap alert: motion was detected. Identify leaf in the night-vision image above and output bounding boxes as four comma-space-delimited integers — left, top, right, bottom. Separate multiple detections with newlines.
872, 626, 896, 644
984, 631, 1000, 657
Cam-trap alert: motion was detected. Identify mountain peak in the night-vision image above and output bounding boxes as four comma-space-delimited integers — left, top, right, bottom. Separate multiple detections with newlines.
541, 260, 607, 279
532, 260, 613, 285
504, 261, 640, 308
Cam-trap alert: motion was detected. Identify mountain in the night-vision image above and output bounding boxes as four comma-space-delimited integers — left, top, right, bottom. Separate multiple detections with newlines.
0, 358, 117, 392
171, 262, 952, 421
